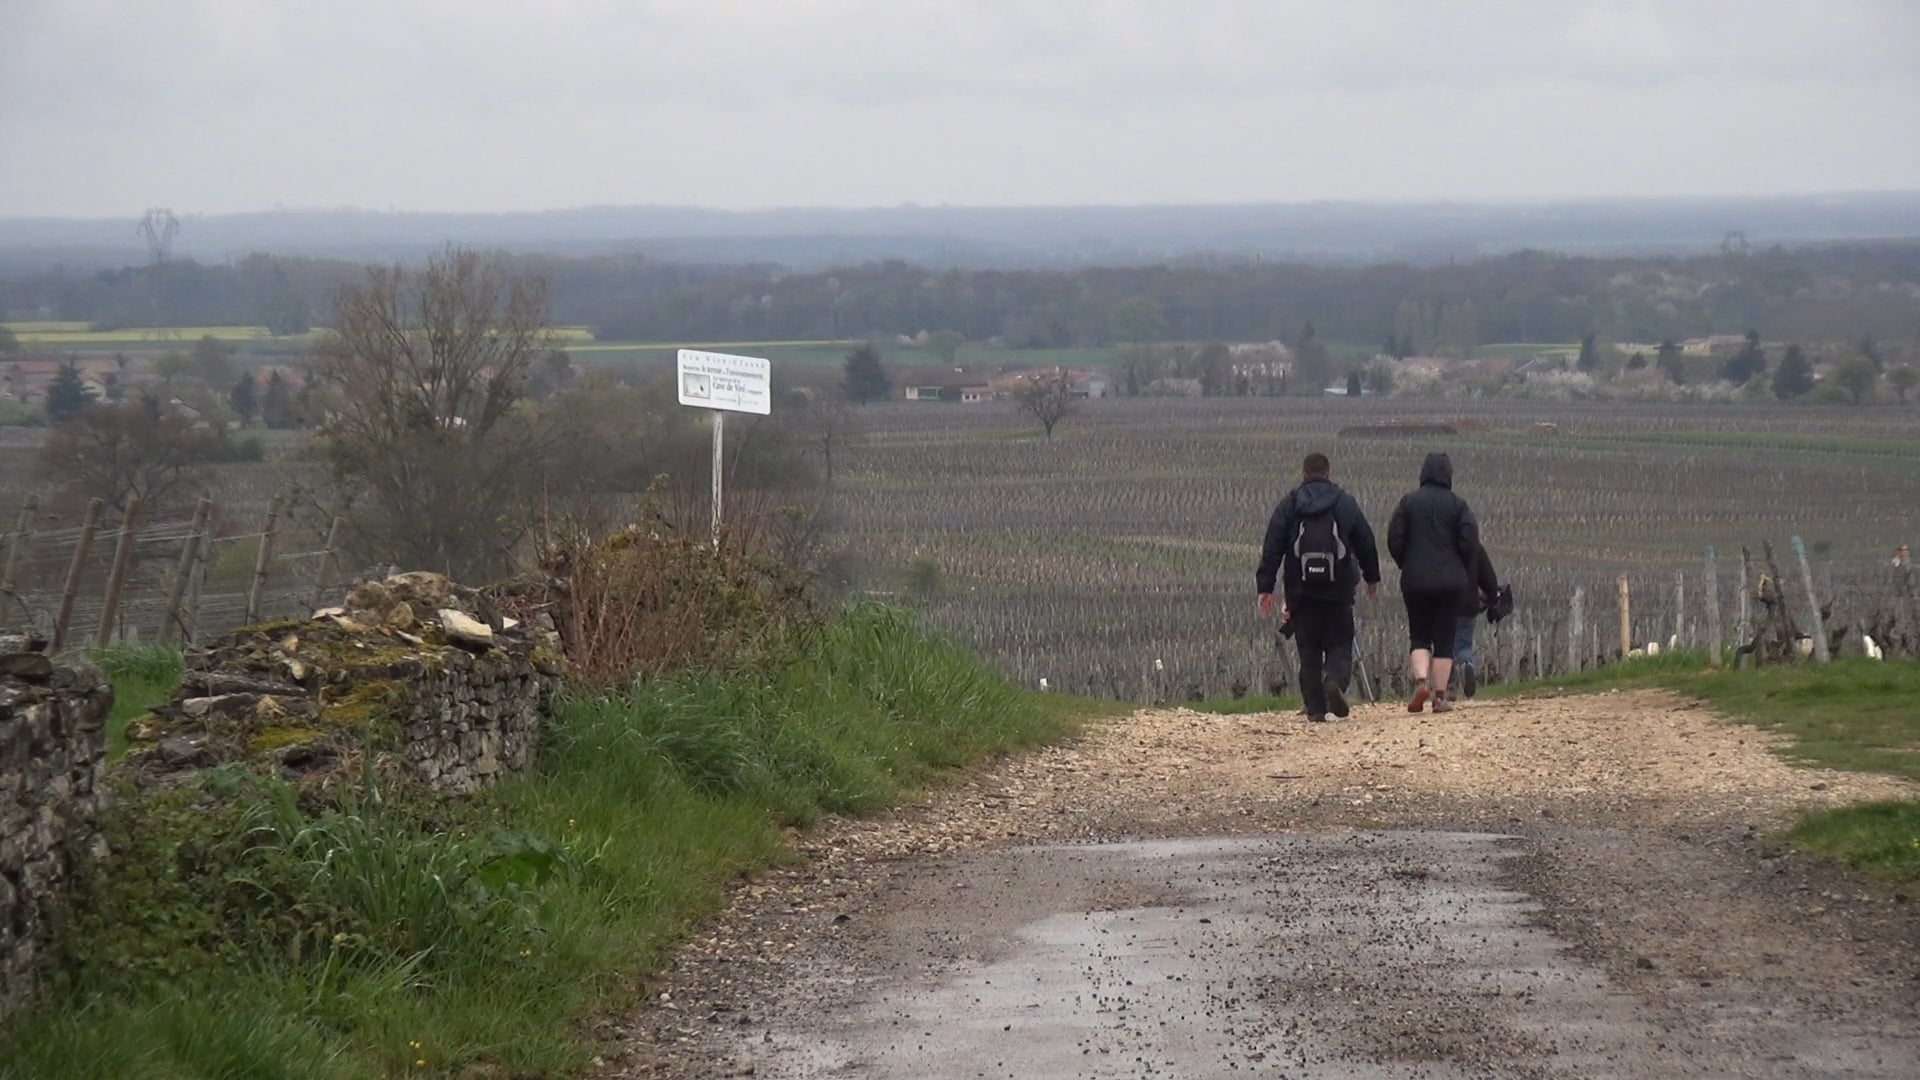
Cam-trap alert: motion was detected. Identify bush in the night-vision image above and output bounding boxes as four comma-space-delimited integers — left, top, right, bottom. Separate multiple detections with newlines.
545, 514, 819, 685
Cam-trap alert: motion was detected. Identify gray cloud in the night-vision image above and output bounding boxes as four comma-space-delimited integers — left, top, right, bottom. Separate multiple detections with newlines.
3, 0, 1917, 216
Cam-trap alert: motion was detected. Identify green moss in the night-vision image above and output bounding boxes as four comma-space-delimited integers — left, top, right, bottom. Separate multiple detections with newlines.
248, 727, 325, 754
318, 680, 408, 730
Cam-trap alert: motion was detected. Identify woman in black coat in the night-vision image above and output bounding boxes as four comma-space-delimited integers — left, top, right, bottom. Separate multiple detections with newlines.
1387, 452, 1480, 713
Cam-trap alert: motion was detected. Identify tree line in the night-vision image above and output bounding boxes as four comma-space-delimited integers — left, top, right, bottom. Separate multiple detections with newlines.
6, 243, 1920, 351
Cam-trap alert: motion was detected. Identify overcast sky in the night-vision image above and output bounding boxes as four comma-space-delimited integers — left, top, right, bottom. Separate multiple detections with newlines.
4, 0, 1918, 218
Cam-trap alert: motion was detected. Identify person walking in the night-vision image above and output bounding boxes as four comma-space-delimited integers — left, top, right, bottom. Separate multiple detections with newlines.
1257, 452, 1381, 722
1387, 452, 1480, 713
1451, 539, 1501, 699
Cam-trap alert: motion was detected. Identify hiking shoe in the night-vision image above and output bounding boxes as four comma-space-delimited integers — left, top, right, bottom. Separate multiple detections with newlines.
1462, 663, 1478, 700
1407, 679, 1430, 713
1432, 692, 1454, 714
1324, 680, 1350, 719
1307, 713, 1328, 723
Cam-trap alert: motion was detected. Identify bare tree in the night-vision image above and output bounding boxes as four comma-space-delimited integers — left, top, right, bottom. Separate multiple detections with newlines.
1888, 365, 1917, 406
792, 393, 858, 485
313, 248, 555, 580
40, 400, 222, 513
1014, 368, 1078, 440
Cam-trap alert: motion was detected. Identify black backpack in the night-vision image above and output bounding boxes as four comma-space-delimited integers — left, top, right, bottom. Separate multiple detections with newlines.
1293, 503, 1347, 589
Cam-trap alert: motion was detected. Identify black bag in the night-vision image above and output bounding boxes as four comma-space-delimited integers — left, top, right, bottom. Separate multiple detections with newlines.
1293, 506, 1346, 589
1487, 583, 1515, 624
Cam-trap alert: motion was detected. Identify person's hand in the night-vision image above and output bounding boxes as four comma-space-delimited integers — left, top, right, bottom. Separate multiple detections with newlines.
1258, 593, 1276, 618
1365, 581, 1379, 600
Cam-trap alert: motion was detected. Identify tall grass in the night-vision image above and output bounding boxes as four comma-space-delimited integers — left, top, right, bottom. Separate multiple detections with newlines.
2, 607, 1082, 1079
94, 644, 185, 756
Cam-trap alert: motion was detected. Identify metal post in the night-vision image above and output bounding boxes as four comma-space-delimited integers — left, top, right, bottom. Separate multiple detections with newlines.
0, 493, 39, 629
710, 411, 725, 548
246, 496, 282, 626
1791, 535, 1831, 663
52, 498, 105, 653
93, 497, 142, 650
161, 497, 213, 645
1617, 574, 1631, 657
1704, 547, 1722, 668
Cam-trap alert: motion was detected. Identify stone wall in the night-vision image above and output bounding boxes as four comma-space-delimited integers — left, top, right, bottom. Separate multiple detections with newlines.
0, 645, 111, 1024
126, 573, 564, 796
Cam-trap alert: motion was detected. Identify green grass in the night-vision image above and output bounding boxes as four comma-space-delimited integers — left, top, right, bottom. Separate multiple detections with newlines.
1493, 655, 1920, 884
3, 607, 1090, 1079
93, 645, 185, 757
1788, 801, 1920, 884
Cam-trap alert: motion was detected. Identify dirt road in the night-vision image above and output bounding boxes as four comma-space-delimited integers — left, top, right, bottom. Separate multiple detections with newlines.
609, 692, 1920, 1079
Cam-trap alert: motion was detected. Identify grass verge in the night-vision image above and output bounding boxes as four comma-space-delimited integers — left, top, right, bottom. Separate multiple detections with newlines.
2, 607, 1105, 1079
1788, 801, 1920, 884
1489, 654, 1920, 883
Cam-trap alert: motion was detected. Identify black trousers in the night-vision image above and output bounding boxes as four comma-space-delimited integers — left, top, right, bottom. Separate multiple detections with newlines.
1292, 597, 1355, 717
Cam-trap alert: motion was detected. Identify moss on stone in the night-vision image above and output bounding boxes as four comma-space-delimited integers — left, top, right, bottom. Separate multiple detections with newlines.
318, 680, 408, 729
248, 727, 325, 754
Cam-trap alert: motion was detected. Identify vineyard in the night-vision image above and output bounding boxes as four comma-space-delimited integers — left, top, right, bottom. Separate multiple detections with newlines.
835, 398, 1920, 701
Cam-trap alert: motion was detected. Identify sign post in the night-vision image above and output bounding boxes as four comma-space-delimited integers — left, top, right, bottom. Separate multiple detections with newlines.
677, 349, 772, 546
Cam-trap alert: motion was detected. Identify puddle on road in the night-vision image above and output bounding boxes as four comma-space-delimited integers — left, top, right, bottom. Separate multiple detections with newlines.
752, 832, 1914, 1079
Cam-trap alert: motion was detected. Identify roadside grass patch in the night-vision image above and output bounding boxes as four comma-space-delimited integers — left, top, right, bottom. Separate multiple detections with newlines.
1, 607, 1081, 1079
1493, 655, 1920, 884
1788, 801, 1920, 884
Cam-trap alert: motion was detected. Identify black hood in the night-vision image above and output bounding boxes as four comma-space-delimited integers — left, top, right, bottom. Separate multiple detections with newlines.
1419, 452, 1453, 489
1292, 475, 1343, 514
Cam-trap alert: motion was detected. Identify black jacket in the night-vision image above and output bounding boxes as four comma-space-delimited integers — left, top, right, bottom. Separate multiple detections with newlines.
1458, 541, 1499, 616
1256, 477, 1382, 603
1387, 453, 1480, 596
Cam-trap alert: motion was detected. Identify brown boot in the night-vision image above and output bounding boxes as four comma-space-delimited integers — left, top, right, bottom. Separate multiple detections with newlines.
1407, 679, 1430, 713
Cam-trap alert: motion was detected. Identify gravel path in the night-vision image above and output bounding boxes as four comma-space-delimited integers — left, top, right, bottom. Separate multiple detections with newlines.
604, 692, 1920, 1078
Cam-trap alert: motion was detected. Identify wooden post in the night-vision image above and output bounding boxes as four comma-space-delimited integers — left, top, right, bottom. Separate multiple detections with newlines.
1739, 547, 1754, 645
1704, 546, 1722, 668
1617, 574, 1632, 657
161, 497, 213, 645
245, 496, 282, 626
93, 497, 142, 650
0, 494, 39, 629
311, 516, 342, 611
185, 519, 212, 644
1902, 563, 1920, 661
52, 498, 105, 652
1568, 587, 1584, 674
1791, 535, 1831, 663
1673, 570, 1685, 648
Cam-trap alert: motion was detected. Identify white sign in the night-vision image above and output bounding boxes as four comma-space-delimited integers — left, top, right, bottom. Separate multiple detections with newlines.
677, 349, 771, 415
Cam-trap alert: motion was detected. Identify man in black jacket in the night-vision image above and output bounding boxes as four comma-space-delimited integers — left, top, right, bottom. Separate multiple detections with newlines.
1257, 452, 1381, 722
1387, 452, 1479, 713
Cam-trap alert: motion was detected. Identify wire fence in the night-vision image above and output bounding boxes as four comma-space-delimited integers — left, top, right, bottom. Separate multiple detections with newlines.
1, 491, 357, 650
